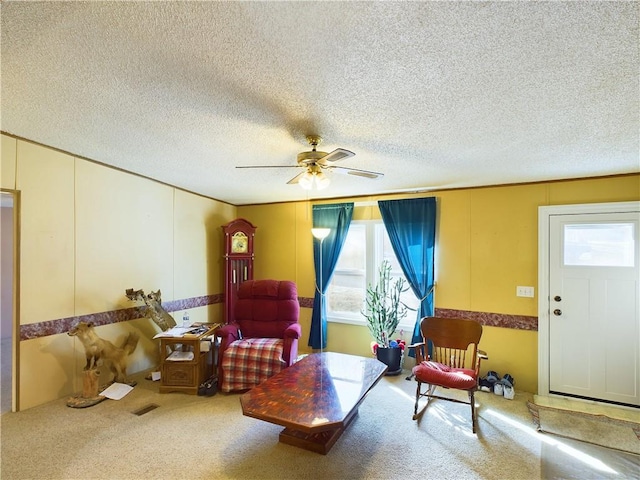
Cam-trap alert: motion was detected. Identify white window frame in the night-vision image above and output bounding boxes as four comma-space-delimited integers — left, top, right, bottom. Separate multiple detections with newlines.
326, 220, 418, 331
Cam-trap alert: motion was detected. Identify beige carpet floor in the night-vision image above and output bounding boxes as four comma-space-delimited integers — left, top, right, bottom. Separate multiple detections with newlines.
1, 368, 638, 479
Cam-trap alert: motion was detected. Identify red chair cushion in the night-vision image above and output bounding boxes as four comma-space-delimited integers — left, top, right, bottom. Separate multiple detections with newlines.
412, 361, 477, 390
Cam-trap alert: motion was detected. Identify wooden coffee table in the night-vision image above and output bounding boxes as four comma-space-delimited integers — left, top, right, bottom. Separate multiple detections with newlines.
240, 352, 387, 454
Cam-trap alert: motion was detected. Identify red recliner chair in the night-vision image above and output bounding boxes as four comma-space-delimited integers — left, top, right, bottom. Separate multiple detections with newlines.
217, 279, 301, 392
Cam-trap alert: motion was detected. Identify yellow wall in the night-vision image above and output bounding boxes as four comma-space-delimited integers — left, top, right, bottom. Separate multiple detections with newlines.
3, 129, 638, 408
4, 134, 236, 409
238, 175, 640, 394
18, 141, 76, 326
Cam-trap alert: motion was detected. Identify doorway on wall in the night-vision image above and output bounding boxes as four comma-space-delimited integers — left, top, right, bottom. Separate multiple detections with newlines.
538, 201, 640, 408
1, 191, 16, 413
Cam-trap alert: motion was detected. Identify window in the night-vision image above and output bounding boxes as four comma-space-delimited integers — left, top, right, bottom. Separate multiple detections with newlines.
564, 223, 635, 267
326, 221, 419, 329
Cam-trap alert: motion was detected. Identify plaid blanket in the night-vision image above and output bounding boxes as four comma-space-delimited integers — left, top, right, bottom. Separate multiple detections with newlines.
221, 338, 285, 392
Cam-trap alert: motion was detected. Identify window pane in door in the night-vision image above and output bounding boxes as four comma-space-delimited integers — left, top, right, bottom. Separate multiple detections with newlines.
564, 223, 635, 267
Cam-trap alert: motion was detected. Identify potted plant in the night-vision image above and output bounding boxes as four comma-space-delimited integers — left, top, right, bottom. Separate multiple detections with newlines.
362, 260, 410, 375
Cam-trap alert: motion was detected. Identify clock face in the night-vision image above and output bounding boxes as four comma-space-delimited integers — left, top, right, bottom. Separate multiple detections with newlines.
231, 232, 248, 253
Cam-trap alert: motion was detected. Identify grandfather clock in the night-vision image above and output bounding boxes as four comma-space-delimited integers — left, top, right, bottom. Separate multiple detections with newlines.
222, 218, 256, 323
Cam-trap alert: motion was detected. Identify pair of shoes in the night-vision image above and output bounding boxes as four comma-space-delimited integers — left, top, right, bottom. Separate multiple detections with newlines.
503, 385, 515, 399
501, 373, 515, 388
478, 377, 492, 392
486, 371, 505, 395
486, 371, 500, 384
494, 383, 504, 395
501, 373, 515, 399
485, 371, 515, 396
493, 374, 516, 398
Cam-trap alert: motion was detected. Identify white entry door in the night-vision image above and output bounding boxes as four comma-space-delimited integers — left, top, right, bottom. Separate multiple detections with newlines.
547, 208, 639, 406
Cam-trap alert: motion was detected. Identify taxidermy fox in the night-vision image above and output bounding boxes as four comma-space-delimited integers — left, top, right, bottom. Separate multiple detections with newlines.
68, 322, 139, 383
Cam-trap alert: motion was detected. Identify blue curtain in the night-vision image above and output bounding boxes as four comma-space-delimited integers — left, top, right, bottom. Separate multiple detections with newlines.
378, 197, 436, 356
308, 203, 354, 349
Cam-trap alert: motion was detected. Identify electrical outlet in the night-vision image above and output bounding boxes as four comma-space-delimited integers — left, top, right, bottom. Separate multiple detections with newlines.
516, 286, 535, 298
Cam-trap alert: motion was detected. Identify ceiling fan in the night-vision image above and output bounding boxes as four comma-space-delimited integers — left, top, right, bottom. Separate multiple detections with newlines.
236, 135, 384, 190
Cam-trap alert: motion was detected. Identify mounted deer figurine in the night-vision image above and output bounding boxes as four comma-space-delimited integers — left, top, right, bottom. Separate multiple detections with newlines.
125, 288, 176, 331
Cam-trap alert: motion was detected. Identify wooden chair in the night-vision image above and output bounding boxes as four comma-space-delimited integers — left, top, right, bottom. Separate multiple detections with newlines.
410, 316, 488, 433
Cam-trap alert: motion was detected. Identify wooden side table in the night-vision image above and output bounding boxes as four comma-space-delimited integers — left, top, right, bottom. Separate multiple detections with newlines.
159, 324, 220, 394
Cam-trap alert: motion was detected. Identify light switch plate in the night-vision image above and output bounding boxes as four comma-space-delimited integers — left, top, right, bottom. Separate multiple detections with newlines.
516, 286, 535, 298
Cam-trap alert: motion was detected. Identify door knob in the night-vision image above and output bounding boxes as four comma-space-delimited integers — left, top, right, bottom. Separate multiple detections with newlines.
553, 309, 562, 316
554, 295, 562, 302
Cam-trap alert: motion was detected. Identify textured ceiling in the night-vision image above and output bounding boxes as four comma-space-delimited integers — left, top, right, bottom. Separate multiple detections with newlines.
1, 1, 638, 205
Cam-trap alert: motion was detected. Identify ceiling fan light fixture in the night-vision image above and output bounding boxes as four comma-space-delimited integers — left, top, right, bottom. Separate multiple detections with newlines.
315, 171, 330, 190
298, 169, 330, 190
298, 171, 315, 190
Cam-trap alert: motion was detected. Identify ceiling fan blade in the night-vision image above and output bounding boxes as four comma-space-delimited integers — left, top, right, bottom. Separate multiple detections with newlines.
286, 171, 307, 185
318, 148, 355, 165
330, 166, 384, 179
236, 165, 300, 169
